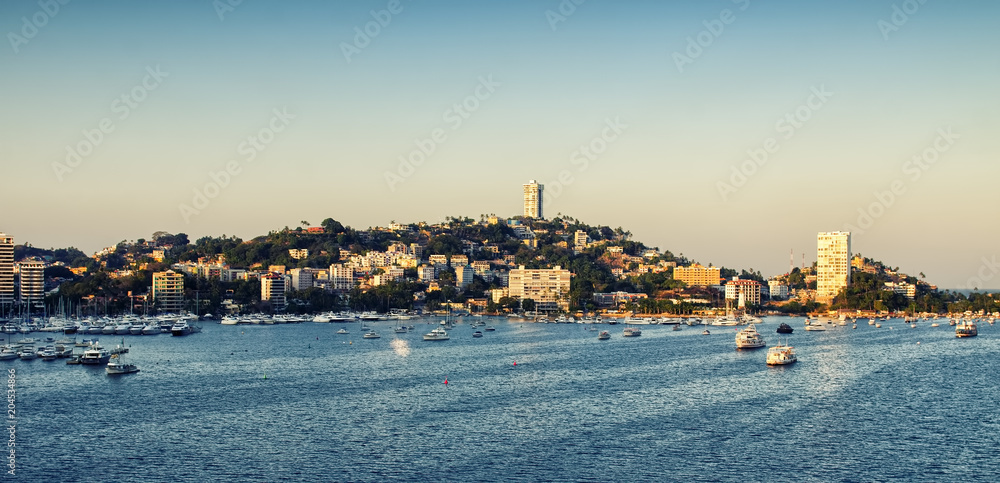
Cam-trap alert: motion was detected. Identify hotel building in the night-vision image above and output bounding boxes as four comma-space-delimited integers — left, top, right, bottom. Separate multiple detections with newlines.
523, 180, 543, 219
724, 278, 762, 308
673, 264, 722, 287
152, 270, 185, 313
0, 234, 12, 306
508, 265, 571, 311
16, 260, 45, 310
817, 231, 851, 302
261, 272, 287, 309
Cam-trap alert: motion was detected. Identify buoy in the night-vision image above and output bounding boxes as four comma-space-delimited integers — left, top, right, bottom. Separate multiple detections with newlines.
263, 374, 267, 379
513, 361, 517, 367
444, 378, 448, 385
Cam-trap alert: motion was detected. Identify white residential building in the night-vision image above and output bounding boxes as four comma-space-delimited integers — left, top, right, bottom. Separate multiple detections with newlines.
455, 265, 474, 290
523, 180, 543, 219
16, 260, 45, 309
261, 273, 287, 309
768, 280, 789, 300
817, 231, 851, 302
724, 278, 762, 307
0, 234, 13, 306
508, 265, 571, 311
418, 265, 436, 282
289, 268, 314, 291
329, 264, 355, 291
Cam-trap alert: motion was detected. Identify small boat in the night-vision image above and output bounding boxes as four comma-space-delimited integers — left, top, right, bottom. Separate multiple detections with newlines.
776, 323, 793, 334
472, 331, 483, 338
702, 329, 710, 335
18, 349, 38, 360
597, 330, 611, 340
622, 327, 641, 337
852, 324, 857, 329
930, 322, 940, 328
955, 320, 977, 338
170, 321, 194, 336
0, 348, 17, 361
423, 327, 449, 341
672, 325, 681, 331
766, 343, 797, 365
336, 328, 348, 335
484, 326, 496, 332
394, 326, 408, 334
106, 354, 139, 375
735, 324, 766, 349
40, 349, 58, 361
362, 331, 381, 339
804, 325, 826, 332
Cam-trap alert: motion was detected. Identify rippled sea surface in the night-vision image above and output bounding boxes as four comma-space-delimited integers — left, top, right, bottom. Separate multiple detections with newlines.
9, 317, 1000, 482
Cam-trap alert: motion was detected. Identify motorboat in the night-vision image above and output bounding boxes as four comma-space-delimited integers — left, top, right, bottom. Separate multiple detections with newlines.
622, 327, 642, 337
80, 346, 111, 365
0, 347, 18, 361
735, 324, 766, 349
423, 327, 449, 341
336, 328, 348, 335
18, 348, 38, 360
955, 320, 977, 338
776, 323, 794, 334
597, 330, 611, 340
363, 331, 381, 339
702, 328, 710, 335
170, 321, 194, 336
484, 326, 496, 332
394, 326, 408, 334
804, 324, 826, 331
102, 324, 117, 335
766, 343, 797, 365
40, 349, 58, 361
472, 331, 483, 338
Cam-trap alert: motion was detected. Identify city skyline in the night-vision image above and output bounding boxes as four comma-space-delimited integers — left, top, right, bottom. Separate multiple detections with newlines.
2, 1, 999, 289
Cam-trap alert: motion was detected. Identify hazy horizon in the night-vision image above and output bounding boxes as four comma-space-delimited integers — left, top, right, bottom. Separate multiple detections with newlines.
2, 0, 998, 289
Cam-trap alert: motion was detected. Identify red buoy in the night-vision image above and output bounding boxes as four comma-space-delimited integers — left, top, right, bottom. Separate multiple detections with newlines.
444, 378, 448, 385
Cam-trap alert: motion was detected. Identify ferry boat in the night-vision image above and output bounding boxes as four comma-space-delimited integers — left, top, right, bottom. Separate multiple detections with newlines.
423, 327, 449, 341
766, 343, 797, 366
955, 320, 978, 338
735, 324, 766, 349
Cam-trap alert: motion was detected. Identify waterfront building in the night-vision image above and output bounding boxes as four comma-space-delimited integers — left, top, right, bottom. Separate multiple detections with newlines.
817, 231, 851, 302
289, 268, 314, 291
523, 180, 543, 219
261, 272, 286, 309
0, 234, 12, 306
329, 264, 355, 291
508, 265, 571, 311
152, 270, 184, 313
16, 260, 45, 310
592, 291, 647, 307
673, 264, 722, 287
724, 278, 762, 307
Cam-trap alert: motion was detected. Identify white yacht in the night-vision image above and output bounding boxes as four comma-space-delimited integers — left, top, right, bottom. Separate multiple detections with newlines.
170, 321, 194, 336
735, 324, 766, 349
363, 330, 381, 339
423, 327, 449, 341
622, 326, 642, 337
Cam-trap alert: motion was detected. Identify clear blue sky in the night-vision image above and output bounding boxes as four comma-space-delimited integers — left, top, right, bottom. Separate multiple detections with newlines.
2, 0, 998, 289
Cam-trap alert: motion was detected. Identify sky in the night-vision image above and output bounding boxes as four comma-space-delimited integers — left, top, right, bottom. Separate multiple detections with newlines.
1, 0, 998, 289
